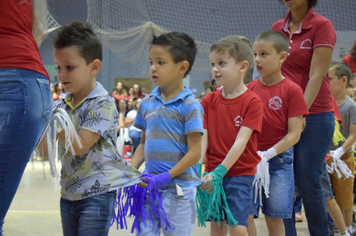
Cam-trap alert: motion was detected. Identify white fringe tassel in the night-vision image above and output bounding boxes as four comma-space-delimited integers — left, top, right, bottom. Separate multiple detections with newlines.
252, 152, 270, 206
327, 157, 354, 179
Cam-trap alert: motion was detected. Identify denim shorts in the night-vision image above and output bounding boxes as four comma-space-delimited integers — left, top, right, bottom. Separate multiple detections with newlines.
60, 191, 116, 236
210, 175, 254, 227
250, 147, 294, 219
137, 185, 197, 236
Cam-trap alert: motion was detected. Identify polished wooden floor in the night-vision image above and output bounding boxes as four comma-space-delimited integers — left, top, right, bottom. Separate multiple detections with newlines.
3, 161, 309, 236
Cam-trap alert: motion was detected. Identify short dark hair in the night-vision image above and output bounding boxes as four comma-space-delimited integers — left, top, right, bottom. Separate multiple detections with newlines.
329, 62, 352, 87
210, 35, 254, 71
151, 32, 197, 77
279, 0, 317, 8
255, 30, 289, 53
53, 21, 102, 64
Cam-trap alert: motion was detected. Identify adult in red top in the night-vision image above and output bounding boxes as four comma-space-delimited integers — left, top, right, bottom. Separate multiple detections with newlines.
342, 40, 356, 74
246, 78, 308, 151
201, 89, 263, 177
0, 1, 52, 234
271, 0, 336, 235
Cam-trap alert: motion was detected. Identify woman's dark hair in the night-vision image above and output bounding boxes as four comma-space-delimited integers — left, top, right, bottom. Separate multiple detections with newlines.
350, 40, 356, 61
279, 0, 318, 8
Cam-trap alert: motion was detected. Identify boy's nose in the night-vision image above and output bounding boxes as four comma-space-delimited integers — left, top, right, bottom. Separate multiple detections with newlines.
58, 71, 66, 78
150, 64, 157, 71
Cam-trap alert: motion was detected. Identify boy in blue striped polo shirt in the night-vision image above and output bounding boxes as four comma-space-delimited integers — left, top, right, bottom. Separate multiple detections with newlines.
130, 32, 204, 235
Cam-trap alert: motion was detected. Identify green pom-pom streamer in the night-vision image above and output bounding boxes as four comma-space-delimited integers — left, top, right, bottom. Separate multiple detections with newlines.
196, 164, 238, 227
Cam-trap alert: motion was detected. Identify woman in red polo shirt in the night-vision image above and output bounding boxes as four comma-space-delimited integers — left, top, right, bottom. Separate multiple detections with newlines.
0, 1, 52, 234
272, 0, 336, 235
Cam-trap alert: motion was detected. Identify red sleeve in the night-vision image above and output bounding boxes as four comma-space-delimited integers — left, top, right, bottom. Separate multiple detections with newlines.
241, 94, 263, 134
342, 56, 349, 64
287, 85, 309, 118
201, 95, 209, 129
313, 20, 336, 49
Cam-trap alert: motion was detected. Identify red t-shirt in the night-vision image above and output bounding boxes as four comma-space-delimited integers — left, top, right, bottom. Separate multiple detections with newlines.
271, 8, 336, 114
342, 55, 356, 74
0, 1, 49, 79
201, 89, 263, 177
247, 79, 309, 151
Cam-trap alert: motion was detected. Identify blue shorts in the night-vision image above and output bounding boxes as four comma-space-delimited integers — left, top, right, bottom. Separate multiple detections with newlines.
209, 175, 254, 226
250, 147, 294, 219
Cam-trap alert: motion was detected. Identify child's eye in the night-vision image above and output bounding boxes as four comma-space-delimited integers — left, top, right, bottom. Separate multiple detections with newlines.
158, 61, 165, 65
55, 66, 60, 70
253, 53, 257, 57
262, 53, 267, 56
149, 61, 153, 65
66, 66, 74, 70
219, 61, 225, 66
211, 63, 215, 67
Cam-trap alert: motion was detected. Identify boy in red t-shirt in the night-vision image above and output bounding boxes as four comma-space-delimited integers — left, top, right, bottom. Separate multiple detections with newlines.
246, 30, 308, 236
199, 35, 263, 236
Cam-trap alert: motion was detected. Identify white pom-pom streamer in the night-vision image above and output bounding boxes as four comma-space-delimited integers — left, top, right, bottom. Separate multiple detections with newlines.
327, 155, 354, 179
252, 151, 270, 205
54, 108, 82, 154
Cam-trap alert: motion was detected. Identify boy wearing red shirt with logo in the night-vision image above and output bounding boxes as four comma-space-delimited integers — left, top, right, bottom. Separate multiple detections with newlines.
199, 35, 264, 236
246, 30, 308, 236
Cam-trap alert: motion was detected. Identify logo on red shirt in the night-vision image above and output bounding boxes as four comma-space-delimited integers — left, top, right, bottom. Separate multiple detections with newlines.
269, 96, 283, 110
300, 39, 313, 49
233, 115, 243, 127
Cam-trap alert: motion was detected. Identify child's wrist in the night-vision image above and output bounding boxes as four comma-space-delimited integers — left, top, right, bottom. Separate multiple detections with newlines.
265, 148, 277, 160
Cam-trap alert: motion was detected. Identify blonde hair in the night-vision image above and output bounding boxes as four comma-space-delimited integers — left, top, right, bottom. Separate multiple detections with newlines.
210, 35, 254, 71
31, 0, 48, 46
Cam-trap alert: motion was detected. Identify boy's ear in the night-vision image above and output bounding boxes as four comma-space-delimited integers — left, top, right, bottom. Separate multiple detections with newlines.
239, 60, 249, 72
180, 61, 189, 75
279, 51, 288, 63
341, 75, 348, 84
90, 59, 102, 75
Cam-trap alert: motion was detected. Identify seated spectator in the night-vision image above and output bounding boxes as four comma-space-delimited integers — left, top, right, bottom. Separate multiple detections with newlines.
127, 99, 134, 111
116, 98, 129, 135
53, 82, 64, 100
211, 78, 222, 91
132, 83, 146, 99
50, 83, 55, 99
125, 87, 135, 101
124, 97, 142, 151
111, 81, 127, 101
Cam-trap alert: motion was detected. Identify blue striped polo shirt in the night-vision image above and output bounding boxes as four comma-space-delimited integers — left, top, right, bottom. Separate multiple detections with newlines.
134, 86, 204, 187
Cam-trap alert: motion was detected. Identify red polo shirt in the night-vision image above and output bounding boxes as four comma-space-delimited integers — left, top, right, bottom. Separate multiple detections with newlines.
0, 1, 49, 79
272, 8, 336, 114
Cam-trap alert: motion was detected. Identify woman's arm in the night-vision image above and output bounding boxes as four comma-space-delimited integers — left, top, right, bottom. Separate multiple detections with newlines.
304, 47, 333, 109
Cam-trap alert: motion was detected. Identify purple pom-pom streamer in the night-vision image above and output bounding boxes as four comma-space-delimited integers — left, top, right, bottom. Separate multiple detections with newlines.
112, 170, 175, 233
